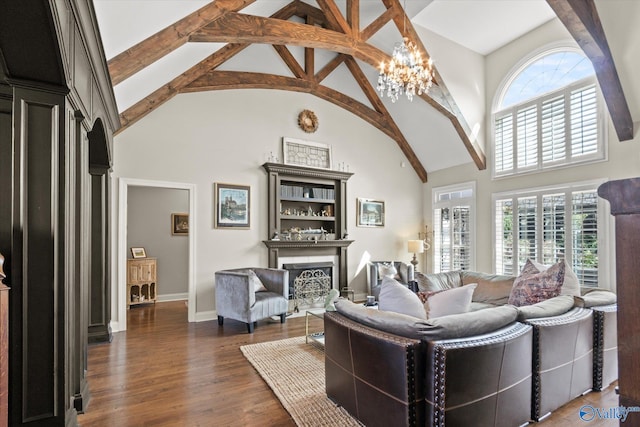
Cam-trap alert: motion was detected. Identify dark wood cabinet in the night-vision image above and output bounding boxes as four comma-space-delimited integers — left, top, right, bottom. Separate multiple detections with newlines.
598, 177, 640, 426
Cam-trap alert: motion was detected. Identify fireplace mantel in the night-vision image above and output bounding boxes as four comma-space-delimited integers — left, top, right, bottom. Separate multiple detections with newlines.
263, 240, 354, 249
263, 240, 353, 288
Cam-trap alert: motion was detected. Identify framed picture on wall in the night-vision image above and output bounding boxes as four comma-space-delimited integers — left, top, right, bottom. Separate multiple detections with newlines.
214, 183, 250, 229
131, 247, 147, 258
171, 213, 189, 235
357, 198, 385, 227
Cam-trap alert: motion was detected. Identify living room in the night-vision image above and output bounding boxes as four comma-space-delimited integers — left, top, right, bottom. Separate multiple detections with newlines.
1, 0, 640, 425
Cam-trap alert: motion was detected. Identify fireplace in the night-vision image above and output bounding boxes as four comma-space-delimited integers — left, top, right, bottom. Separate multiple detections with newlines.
283, 261, 334, 311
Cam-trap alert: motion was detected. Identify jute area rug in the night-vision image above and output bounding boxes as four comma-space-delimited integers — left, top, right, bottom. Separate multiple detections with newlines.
240, 337, 362, 426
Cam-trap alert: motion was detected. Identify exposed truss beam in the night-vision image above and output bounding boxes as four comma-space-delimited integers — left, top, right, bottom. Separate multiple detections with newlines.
107, 0, 254, 86
547, 0, 634, 141
182, 70, 427, 181
112, 0, 488, 182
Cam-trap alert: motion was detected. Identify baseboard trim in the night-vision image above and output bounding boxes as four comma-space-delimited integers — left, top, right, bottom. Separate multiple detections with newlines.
157, 292, 188, 302
195, 310, 217, 322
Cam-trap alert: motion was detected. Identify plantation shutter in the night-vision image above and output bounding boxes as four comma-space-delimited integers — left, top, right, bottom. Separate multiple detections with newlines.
542, 194, 565, 264
570, 85, 598, 156
495, 113, 514, 173
517, 196, 537, 271
516, 106, 538, 168
541, 95, 566, 164
495, 199, 514, 276
452, 206, 471, 270
572, 190, 598, 286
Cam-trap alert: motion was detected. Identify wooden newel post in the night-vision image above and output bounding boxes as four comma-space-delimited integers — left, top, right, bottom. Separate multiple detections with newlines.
598, 177, 640, 426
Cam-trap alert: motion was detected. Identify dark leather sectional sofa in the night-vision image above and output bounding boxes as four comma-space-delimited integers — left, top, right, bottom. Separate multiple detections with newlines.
324, 271, 617, 426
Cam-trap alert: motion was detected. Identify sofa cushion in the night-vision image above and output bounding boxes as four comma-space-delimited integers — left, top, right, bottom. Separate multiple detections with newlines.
530, 259, 581, 297
378, 276, 427, 319
515, 295, 575, 321
378, 262, 398, 280
508, 259, 565, 306
419, 283, 477, 319
574, 290, 617, 308
414, 271, 462, 292
334, 299, 518, 341
462, 271, 515, 305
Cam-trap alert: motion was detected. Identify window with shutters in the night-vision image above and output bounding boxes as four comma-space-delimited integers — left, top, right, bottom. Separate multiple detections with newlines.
433, 182, 475, 273
493, 50, 606, 177
493, 181, 605, 287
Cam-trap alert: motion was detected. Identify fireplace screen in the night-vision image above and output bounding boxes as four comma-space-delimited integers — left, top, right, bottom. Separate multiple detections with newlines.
292, 269, 331, 311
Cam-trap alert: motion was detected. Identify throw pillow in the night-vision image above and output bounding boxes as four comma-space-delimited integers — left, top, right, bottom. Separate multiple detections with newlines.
530, 259, 581, 297
418, 283, 477, 319
378, 276, 427, 319
248, 270, 267, 292
378, 262, 398, 279
508, 259, 565, 306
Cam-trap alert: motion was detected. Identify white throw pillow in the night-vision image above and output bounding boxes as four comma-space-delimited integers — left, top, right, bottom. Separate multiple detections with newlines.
378, 277, 427, 319
530, 259, 580, 297
422, 283, 477, 319
378, 262, 398, 279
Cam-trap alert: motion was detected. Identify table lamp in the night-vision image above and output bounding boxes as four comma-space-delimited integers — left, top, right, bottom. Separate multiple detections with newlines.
408, 239, 424, 270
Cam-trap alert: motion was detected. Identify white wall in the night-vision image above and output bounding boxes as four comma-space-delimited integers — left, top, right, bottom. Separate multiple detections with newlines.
423, 18, 640, 284
112, 89, 424, 322
416, 25, 486, 152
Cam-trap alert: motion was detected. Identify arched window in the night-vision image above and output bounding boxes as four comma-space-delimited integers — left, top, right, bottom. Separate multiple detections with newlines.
493, 49, 605, 177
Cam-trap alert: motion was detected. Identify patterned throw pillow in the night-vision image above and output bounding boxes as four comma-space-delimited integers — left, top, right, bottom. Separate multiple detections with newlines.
248, 270, 267, 292
508, 259, 565, 306
530, 259, 581, 297
417, 283, 477, 319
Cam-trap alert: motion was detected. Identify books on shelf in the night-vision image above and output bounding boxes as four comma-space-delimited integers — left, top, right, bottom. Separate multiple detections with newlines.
280, 184, 335, 200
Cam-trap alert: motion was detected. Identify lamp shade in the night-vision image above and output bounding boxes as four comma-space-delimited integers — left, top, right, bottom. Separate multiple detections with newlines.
407, 240, 424, 254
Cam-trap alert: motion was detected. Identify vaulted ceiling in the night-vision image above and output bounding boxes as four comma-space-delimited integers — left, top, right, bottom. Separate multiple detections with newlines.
94, 0, 634, 182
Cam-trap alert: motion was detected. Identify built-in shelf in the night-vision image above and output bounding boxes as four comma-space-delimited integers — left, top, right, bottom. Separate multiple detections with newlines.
262, 162, 353, 288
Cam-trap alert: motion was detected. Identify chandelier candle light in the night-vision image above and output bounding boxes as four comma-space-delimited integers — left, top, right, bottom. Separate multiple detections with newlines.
377, 36, 435, 102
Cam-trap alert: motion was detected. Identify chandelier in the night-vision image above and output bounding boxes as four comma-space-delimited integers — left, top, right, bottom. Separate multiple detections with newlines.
377, 36, 435, 102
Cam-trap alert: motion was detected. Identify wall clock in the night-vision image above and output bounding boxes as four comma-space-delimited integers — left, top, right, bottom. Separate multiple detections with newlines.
298, 109, 319, 133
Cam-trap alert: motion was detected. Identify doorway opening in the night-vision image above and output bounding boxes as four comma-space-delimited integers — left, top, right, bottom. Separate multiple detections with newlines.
115, 178, 196, 332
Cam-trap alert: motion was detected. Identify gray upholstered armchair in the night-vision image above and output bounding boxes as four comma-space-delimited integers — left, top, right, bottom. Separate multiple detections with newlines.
215, 267, 289, 333
366, 261, 414, 300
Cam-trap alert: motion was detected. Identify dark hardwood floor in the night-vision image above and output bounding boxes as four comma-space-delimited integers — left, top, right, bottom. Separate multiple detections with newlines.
78, 301, 619, 426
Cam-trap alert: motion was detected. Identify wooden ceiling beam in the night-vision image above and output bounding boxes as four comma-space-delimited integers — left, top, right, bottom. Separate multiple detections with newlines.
547, 0, 634, 141
273, 45, 306, 79
343, 57, 427, 181
315, 53, 348, 84
316, 0, 352, 34
183, 70, 428, 182
107, 0, 254, 86
361, 7, 395, 42
117, 43, 249, 132
347, 0, 359, 34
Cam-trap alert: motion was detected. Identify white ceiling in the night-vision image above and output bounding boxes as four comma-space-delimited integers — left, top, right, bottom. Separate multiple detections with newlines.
413, 0, 556, 55
91, 0, 563, 174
